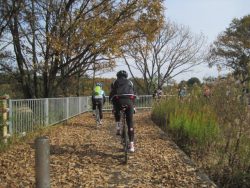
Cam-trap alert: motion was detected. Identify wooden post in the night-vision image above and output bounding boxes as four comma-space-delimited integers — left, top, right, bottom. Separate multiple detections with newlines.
1, 94, 10, 143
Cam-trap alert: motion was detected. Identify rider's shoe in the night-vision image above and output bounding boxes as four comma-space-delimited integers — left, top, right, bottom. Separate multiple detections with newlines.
129, 142, 135, 152
99, 120, 103, 125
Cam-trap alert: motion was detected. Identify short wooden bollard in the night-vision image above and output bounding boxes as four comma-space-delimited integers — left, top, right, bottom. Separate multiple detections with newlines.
1, 94, 9, 143
35, 136, 50, 188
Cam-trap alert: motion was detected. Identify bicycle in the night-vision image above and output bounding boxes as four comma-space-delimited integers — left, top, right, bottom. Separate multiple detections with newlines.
120, 105, 129, 164
95, 102, 101, 127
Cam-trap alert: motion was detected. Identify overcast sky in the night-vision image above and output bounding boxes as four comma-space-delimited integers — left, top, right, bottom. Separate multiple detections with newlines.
103, 0, 250, 82
165, 0, 250, 82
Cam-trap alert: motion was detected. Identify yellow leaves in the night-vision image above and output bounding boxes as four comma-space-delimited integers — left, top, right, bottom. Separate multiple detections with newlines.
43, 0, 165, 60
47, 34, 64, 52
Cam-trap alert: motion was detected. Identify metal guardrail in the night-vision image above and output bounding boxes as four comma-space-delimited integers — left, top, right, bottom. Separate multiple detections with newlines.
103, 95, 153, 111
8, 97, 89, 135
6, 95, 153, 135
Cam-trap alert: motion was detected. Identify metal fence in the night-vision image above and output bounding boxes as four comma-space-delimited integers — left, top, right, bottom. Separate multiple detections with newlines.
8, 97, 89, 135
6, 95, 152, 135
102, 95, 153, 111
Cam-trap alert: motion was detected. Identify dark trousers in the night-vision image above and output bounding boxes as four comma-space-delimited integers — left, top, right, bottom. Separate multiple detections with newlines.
92, 98, 103, 119
113, 98, 134, 142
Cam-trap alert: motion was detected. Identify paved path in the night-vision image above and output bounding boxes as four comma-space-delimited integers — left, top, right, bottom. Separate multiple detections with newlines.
0, 111, 216, 187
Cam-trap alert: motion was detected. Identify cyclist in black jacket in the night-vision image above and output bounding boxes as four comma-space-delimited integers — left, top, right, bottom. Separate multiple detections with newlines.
109, 70, 136, 152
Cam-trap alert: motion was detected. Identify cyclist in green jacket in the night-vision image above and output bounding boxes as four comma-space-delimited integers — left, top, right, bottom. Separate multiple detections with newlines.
92, 82, 106, 125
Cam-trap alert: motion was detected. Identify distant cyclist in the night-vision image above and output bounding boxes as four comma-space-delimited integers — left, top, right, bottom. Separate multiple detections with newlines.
152, 89, 157, 100
92, 82, 106, 125
157, 86, 163, 99
109, 70, 136, 152
178, 86, 187, 100
203, 85, 211, 98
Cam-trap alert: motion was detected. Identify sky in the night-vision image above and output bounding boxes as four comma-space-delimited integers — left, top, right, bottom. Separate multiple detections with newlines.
164, 0, 250, 82
102, 0, 250, 82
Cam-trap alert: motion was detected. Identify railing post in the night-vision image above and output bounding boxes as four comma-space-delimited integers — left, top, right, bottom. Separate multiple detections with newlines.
85, 96, 88, 112
35, 136, 50, 188
66, 97, 69, 120
45, 98, 49, 126
8, 99, 13, 135
87, 96, 90, 111
79, 97, 81, 114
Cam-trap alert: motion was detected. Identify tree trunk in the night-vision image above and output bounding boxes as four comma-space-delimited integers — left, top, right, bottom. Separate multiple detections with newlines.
31, 0, 38, 97
10, 14, 34, 98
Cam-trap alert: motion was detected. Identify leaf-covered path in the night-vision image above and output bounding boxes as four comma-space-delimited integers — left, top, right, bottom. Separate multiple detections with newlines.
0, 111, 216, 187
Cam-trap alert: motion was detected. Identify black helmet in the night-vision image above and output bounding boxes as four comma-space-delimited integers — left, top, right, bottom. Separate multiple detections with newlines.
96, 82, 102, 87
116, 70, 128, 78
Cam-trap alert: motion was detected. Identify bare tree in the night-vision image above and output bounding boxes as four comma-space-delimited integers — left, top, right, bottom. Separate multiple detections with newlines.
0, 0, 21, 37
122, 20, 207, 94
0, 0, 164, 98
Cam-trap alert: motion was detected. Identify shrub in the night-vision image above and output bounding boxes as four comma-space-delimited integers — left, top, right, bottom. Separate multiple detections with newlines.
152, 95, 219, 154
152, 78, 250, 187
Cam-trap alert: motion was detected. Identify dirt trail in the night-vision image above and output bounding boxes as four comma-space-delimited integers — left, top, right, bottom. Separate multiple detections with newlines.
0, 111, 216, 187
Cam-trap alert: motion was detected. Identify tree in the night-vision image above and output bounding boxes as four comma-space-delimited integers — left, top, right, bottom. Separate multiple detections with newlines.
208, 14, 250, 84
0, 0, 21, 37
121, 20, 206, 94
0, 0, 164, 98
0, 1, 23, 66
187, 77, 201, 87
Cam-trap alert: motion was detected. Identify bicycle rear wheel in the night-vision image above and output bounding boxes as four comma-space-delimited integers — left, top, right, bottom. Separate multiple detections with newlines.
95, 107, 100, 126
122, 113, 129, 164
124, 125, 129, 163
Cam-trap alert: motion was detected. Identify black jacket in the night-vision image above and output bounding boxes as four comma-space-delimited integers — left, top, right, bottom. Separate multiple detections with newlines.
109, 77, 135, 101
